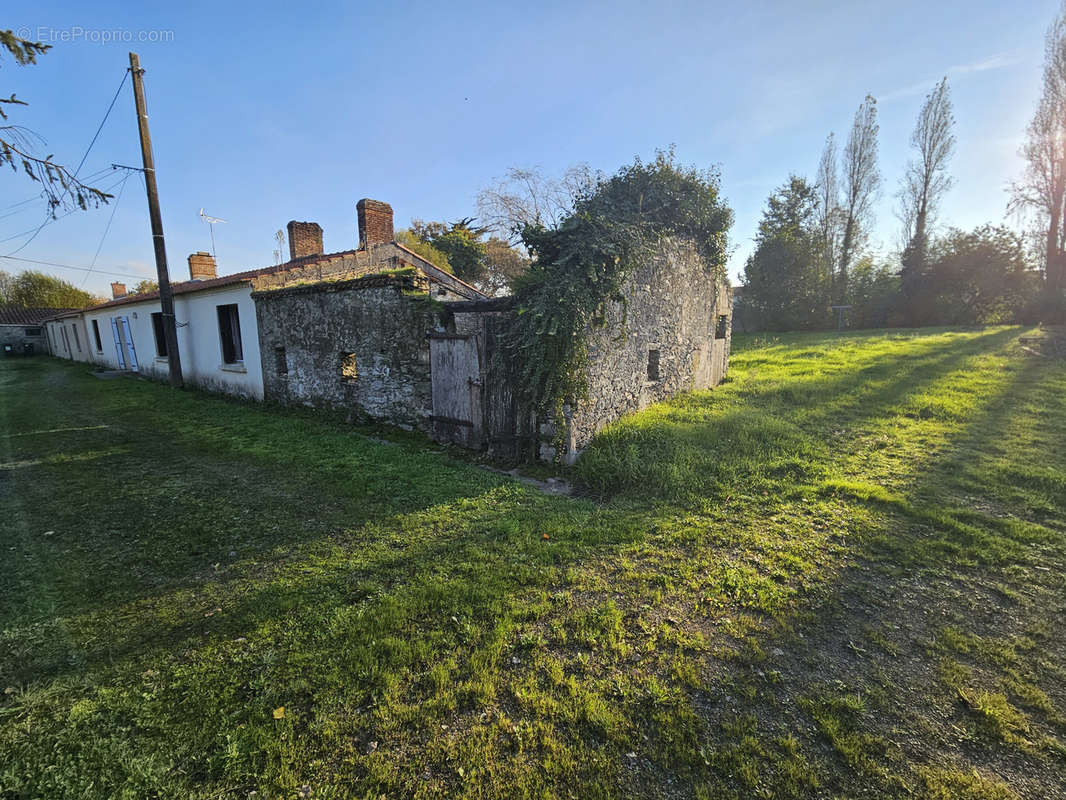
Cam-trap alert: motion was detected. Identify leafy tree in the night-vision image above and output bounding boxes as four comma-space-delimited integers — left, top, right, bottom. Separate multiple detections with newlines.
925, 225, 1035, 325
0, 269, 100, 308
406, 218, 528, 293
742, 176, 830, 330
814, 133, 842, 296
394, 229, 453, 274
131, 279, 158, 294
1, 29, 109, 213
411, 218, 488, 283
848, 256, 901, 329
480, 236, 529, 296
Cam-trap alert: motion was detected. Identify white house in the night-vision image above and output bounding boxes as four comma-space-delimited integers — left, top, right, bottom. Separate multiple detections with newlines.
46, 253, 266, 399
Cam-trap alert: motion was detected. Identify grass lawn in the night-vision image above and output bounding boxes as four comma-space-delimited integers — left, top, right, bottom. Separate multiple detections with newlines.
2, 326, 1065, 799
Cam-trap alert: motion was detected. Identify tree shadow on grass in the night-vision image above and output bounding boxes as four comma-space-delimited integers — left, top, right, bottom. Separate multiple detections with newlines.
3, 329, 1060, 799
577, 327, 1021, 503
661, 347, 1066, 798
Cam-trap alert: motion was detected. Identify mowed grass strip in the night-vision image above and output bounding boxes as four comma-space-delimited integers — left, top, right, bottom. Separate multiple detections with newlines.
1, 326, 1064, 799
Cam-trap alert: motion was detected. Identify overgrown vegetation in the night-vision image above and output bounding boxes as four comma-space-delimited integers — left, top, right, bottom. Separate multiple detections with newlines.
502, 149, 732, 427
2, 327, 1065, 798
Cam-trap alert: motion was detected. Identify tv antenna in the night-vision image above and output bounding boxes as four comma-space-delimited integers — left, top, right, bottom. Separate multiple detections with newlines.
199, 208, 227, 259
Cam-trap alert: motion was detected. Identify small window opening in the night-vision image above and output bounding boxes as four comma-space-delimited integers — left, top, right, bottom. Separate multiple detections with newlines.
275, 346, 288, 375
340, 352, 358, 381
24, 327, 42, 337
647, 348, 660, 382
91, 319, 103, 351
217, 304, 243, 364
715, 314, 729, 340
152, 312, 168, 357
72, 325, 81, 352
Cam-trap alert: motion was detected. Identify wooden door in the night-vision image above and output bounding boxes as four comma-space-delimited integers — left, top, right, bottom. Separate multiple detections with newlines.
429, 333, 483, 449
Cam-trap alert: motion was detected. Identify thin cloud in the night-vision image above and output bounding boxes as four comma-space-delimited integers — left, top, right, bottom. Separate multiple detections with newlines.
949, 52, 1021, 75
878, 51, 1021, 103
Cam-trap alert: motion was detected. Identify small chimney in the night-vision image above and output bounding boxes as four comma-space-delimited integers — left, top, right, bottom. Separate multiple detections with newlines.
188, 251, 217, 280
357, 199, 394, 248
287, 220, 323, 260
111, 281, 127, 299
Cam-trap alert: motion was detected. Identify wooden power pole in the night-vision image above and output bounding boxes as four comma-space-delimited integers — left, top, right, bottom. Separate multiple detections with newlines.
129, 51, 183, 388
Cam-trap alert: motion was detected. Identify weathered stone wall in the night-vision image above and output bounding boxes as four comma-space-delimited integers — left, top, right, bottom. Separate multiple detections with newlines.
551, 238, 729, 460
446, 237, 732, 463
251, 243, 475, 303
253, 274, 446, 428
0, 324, 48, 354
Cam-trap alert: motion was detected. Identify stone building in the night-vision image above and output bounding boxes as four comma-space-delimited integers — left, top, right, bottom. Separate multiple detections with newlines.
254, 232, 731, 463
441, 238, 732, 462
47, 197, 732, 463
1, 307, 69, 356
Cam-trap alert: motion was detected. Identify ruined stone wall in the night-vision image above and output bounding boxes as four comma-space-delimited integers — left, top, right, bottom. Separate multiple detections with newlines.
552, 238, 730, 461
253, 274, 446, 428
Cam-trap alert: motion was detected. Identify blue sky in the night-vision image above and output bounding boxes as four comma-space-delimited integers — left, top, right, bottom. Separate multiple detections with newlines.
0, 0, 1058, 296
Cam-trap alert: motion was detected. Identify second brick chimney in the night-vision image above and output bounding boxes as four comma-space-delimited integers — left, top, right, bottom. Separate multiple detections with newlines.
188, 251, 217, 280
111, 281, 127, 299
287, 221, 323, 260
357, 199, 394, 248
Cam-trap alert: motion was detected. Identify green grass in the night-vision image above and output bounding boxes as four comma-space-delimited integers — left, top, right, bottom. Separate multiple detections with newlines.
2, 326, 1065, 798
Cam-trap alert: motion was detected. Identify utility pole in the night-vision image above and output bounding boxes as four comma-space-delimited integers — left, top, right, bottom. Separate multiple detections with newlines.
129, 52, 183, 388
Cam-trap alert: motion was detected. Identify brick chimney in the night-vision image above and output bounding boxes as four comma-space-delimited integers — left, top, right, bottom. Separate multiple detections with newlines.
357, 199, 394, 248
111, 282, 127, 299
287, 221, 323, 260
188, 251, 217, 280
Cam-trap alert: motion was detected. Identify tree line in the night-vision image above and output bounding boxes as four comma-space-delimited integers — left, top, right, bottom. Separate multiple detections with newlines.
743, 4, 1066, 332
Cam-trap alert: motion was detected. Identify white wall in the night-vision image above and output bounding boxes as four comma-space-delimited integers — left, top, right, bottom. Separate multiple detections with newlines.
55, 283, 264, 400
45, 317, 92, 363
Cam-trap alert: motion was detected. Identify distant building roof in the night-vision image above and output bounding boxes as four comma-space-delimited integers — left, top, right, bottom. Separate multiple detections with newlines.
0, 306, 75, 325
81, 243, 485, 313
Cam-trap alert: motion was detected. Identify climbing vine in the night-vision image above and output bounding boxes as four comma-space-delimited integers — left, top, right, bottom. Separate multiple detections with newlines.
498, 150, 733, 454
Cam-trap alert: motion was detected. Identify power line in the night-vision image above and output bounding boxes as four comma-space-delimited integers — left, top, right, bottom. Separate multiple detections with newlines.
0, 254, 149, 280
0, 166, 116, 215
82, 171, 132, 286
5, 69, 131, 257
0, 172, 130, 244
73, 68, 130, 178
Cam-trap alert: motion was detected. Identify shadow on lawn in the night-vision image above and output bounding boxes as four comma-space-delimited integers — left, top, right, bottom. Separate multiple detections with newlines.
665, 346, 1066, 797
4, 329, 1062, 799
3, 329, 1011, 677
577, 327, 1021, 502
